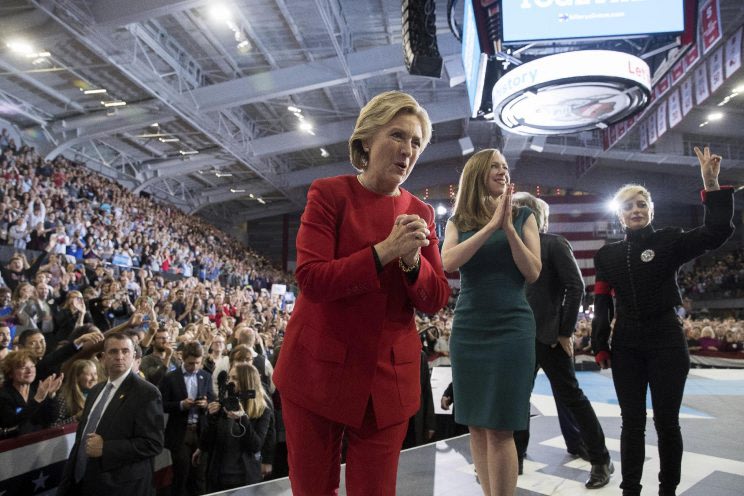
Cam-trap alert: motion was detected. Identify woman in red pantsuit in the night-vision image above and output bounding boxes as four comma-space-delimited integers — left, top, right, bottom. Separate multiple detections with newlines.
273, 91, 451, 496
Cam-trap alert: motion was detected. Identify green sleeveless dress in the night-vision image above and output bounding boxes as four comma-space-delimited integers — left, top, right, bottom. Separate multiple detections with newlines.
450, 206, 536, 430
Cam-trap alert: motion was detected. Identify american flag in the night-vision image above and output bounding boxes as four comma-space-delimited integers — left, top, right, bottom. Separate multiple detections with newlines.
543, 195, 616, 290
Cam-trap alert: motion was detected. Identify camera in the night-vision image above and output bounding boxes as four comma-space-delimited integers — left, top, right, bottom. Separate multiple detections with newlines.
217, 371, 255, 412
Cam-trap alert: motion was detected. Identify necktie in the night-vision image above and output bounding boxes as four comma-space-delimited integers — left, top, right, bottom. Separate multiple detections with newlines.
74, 382, 115, 482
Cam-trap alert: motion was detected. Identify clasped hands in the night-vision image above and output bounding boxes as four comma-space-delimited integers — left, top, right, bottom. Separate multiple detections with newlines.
486, 185, 515, 233
375, 214, 430, 267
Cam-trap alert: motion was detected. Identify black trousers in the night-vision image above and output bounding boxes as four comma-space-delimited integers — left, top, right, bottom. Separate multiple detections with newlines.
169, 426, 205, 496
514, 341, 610, 465
611, 344, 690, 496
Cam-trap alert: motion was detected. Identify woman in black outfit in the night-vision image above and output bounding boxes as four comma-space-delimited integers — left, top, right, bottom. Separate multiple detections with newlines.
592, 147, 735, 496
194, 362, 273, 492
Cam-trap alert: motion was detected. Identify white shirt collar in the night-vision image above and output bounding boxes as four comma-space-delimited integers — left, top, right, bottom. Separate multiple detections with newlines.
107, 368, 132, 389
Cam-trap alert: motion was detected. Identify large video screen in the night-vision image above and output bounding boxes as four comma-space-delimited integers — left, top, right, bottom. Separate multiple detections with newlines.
502, 0, 685, 44
462, 0, 489, 117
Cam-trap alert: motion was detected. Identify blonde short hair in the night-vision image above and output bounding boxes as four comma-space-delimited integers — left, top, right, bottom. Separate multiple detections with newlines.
348, 91, 432, 171
613, 184, 654, 224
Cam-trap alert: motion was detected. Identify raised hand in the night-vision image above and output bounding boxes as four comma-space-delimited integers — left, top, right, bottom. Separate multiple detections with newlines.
694, 146, 722, 191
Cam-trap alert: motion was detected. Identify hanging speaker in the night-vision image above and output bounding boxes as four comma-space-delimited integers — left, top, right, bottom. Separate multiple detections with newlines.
402, 0, 442, 78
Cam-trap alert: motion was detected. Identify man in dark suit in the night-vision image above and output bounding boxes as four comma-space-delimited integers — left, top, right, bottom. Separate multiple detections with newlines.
58, 332, 164, 496
512, 193, 613, 489
159, 341, 214, 496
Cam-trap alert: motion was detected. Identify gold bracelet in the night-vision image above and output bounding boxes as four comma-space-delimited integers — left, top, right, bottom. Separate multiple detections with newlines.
398, 253, 420, 273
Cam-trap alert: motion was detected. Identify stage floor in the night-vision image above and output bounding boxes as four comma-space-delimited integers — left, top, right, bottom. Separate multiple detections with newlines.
210, 369, 744, 495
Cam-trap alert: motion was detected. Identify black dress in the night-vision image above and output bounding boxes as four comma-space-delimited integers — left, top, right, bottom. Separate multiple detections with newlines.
592, 187, 735, 496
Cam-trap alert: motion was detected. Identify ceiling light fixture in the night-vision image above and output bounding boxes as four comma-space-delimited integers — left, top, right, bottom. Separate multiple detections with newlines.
215, 172, 232, 177
230, 188, 245, 193
179, 150, 199, 155
287, 106, 301, 113
299, 121, 314, 134
249, 193, 255, 198
159, 137, 180, 143
102, 100, 126, 107
256, 197, 266, 204
7, 40, 34, 55
707, 112, 723, 121
83, 88, 107, 95
209, 5, 232, 23
320, 147, 329, 157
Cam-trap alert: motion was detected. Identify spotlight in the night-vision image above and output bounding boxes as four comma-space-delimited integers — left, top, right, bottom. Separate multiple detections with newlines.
7, 40, 34, 55
606, 200, 619, 212
707, 112, 723, 121
436, 205, 448, 216
209, 5, 232, 23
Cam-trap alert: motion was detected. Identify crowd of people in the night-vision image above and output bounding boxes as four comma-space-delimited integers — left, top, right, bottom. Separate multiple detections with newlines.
0, 134, 299, 494
678, 247, 744, 299
0, 90, 741, 496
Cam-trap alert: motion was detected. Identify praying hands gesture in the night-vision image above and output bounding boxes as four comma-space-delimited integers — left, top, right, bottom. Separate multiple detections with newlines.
486, 185, 513, 233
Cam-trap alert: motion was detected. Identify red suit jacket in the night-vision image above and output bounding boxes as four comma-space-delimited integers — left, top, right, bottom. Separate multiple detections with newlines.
274, 175, 450, 429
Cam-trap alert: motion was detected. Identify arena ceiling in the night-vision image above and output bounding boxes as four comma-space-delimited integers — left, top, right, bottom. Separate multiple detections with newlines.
0, 0, 742, 231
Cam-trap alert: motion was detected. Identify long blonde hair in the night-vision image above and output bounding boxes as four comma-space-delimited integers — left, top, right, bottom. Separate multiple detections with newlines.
231, 362, 268, 419
62, 359, 98, 420
451, 149, 516, 232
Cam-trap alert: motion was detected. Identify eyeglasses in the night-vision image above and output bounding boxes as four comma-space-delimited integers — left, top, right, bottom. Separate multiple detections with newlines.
16, 364, 35, 371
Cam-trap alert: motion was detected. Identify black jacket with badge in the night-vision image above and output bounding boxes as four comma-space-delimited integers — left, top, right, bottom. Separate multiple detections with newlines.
592, 188, 735, 353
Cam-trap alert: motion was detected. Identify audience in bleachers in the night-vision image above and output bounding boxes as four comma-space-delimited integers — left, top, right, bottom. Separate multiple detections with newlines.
679, 247, 744, 299
0, 140, 296, 489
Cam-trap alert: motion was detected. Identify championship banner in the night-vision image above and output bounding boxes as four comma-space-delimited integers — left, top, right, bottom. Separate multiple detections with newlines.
656, 101, 668, 139
668, 89, 682, 128
700, 0, 722, 54
639, 121, 648, 151
670, 58, 685, 85
709, 47, 724, 93
724, 26, 742, 79
684, 43, 701, 71
647, 112, 658, 145
681, 78, 694, 115
655, 74, 671, 99
694, 64, 710, 105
